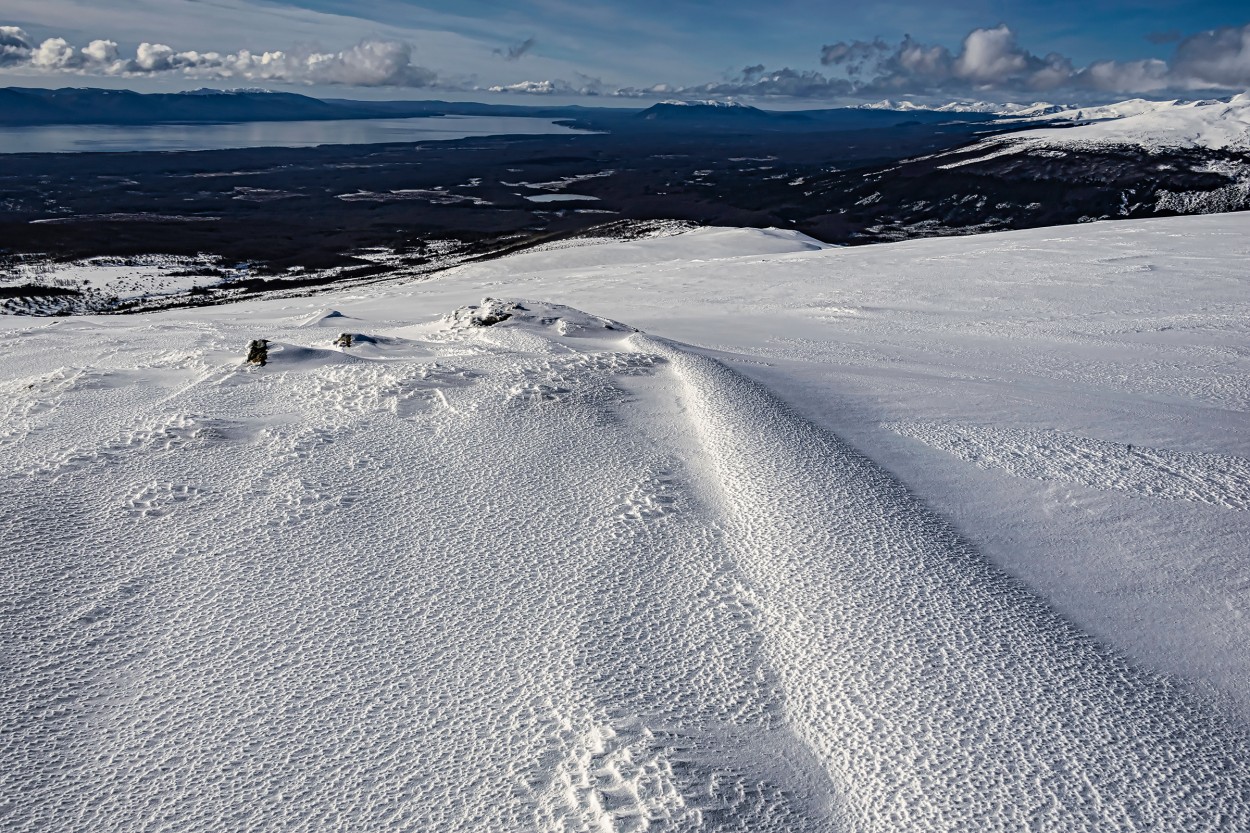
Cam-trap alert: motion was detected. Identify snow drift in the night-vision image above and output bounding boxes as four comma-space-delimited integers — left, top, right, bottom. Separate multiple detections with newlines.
3, 218, 1249, 831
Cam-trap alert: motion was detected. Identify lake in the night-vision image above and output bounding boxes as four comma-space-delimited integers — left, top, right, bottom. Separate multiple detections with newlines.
0, 116, 591, 154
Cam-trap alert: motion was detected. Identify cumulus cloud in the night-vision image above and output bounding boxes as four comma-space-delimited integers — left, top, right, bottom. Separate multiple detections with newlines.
812, 23, 1250, 98
493, 23, 1250, 103
31, 37, 76, 70
1170, 24, 1250, 89
0, 25, 33, 66
1079, 58, 1171, 93
820, 25, 1079, 93
0, 25, 437, 87
489, 79, 564, 94
81, 39, 119, 65
953, 25, 1031, 83
5, 19, 1250, 103
494, 37, 536, 61
676, 65, 850, 98
487, 73, 607, 96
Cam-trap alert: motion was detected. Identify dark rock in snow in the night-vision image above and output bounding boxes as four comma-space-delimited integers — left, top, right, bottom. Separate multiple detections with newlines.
246, 339, 269, 366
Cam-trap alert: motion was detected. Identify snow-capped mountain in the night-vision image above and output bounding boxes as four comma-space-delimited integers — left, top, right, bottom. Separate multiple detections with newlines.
178, 87, 281, 96
860, 98, 1072, 116
1011, 92, 1250, 151
809, 91, 1250, 241
656, 99, 751, 107
637, 100, 771, 121
856, 93, 1250, 128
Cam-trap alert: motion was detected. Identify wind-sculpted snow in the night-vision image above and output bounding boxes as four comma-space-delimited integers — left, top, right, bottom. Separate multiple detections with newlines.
643, 335, 1250, 831
0, 300, 831, 832
3, 292, 1249, 832
889, 422, 1250, 510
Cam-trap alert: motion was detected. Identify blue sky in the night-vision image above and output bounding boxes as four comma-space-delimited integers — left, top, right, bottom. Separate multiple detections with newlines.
2, 0, 1249, 104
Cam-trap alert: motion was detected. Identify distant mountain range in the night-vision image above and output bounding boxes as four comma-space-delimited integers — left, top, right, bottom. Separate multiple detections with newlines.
805, 94, 1250, 241
0, 86, 1000, 132
859, 94, 1247, 122
860, 99, 1074, 116
2, 86, 1247, 271
5, 86, 1245, 147
997, 93, 1250, 151
0, 87, 622, 127
625, 100, 986, 132
0, 88, 353, 126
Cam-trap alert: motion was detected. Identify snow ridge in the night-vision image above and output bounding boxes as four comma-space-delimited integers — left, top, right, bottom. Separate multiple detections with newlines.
646, 335, 1250, 831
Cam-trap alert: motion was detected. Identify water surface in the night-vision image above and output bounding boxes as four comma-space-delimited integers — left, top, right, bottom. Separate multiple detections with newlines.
0, 116, 589, 154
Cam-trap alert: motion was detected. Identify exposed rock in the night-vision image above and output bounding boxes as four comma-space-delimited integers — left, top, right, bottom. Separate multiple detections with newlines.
445, 297, 638, 337
447, 298, 526, 329
246, 339, 269, 366
334, 332, 354, 348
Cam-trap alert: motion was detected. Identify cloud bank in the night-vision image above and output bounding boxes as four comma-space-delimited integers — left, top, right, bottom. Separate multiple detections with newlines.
0, 26, 436, 87
3, 21, 1250, 102
485, 23, 1250, 103
814, 23, 1250, 97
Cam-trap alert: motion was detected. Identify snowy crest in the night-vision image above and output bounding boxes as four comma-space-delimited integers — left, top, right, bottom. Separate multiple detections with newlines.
444, 297, 636, 336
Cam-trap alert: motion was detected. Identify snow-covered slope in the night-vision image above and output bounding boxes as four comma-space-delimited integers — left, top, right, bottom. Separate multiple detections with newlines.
835, 93, 1250, 237
1021, 97, 1188, 122
1010, 92, 1250, 151
858, 93, 1250, 150
861, 98, 1071, 116
4, 218, 1250, 831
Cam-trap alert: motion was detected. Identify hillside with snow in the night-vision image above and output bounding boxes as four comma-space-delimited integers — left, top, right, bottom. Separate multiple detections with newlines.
856, 93, 1246, 127
3, 215, 1249, 832
802, 92, 1250, 241
1009, 92, 1250, 152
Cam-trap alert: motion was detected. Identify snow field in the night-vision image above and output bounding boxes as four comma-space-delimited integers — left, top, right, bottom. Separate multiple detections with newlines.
888, 422, 1250, 510
1, 302, 847, 831
1013, 92, 1250, 152
644, 334, 1250, 830
4, 216, 1250, 831
421, 218, 1250, 709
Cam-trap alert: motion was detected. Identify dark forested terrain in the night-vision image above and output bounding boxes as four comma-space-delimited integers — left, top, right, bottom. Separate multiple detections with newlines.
2, 91, 1246, 307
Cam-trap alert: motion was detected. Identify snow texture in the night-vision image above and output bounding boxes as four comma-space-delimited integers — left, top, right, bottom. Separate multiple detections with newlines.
3, 217, 1250, 831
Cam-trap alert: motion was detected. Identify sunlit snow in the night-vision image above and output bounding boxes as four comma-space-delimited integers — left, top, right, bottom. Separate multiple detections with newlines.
3, 216, 1249, 831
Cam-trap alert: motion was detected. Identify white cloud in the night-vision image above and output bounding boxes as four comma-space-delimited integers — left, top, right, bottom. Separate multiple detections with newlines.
816, 23, 1250, 99
1170, 24, 1250, 89
297, 40, 436, 87
487, 74, 608, 96
953, 25, 1030, 84
489, 79, 564, 94
1079, 59, 1171, 93
81, 39, 119, 65
3, 16, 1250, 103
30, 37, 76, 70
485, 22, 1250, 103
0, 0, 641, 90
133, 42, 176, 72
0, 25, 34, 66
0, 24, 439, 87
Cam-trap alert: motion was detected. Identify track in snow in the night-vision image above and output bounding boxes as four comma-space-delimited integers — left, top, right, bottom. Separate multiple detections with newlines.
2, 299, 1248, 832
